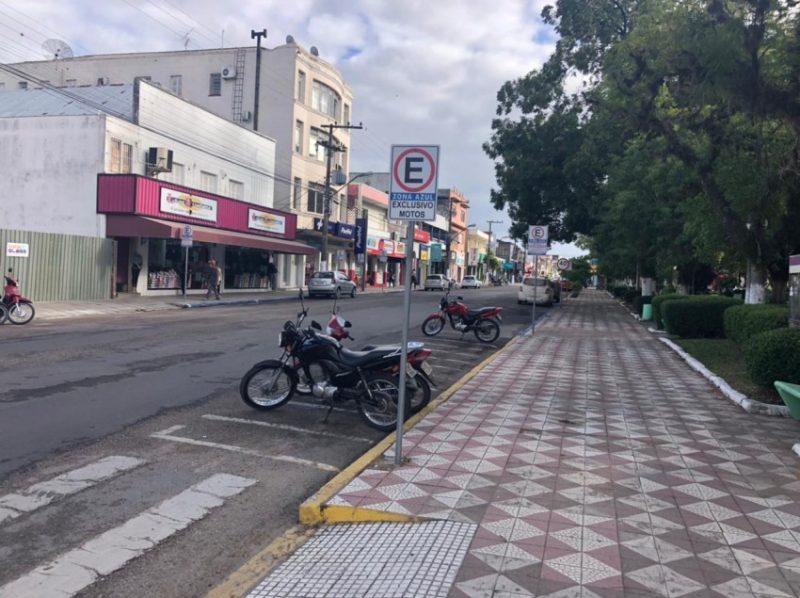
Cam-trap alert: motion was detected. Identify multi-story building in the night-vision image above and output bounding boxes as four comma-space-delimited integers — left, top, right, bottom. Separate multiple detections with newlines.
1, 40, 354, 269
437, 189, 470, 283
467, 229, 490, 280
496, 239, 526, 282
0, 79, 312, 300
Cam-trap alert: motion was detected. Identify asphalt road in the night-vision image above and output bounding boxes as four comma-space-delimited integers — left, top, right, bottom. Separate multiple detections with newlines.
0, 286, 548, 597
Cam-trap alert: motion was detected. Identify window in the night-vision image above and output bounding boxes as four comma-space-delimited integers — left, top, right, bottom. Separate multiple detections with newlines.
343, 104, 350, 126
461, 210, 466, 223
164, 162, 185, 185
228, 179, 244, 200
293, 177, 302, 210
307, 183, 325, 214
209, 73, 221, 96
294, 120, 304, 153
109, 138, 133, 173
308, 127, 326, 161
311, 81, 340, 119
296, 70, 306, 103
18, 81, 27, 90
65, 79, 77, 87
169, 75, 182, 96
339, 193, 347, 222
200, 171, 217, 193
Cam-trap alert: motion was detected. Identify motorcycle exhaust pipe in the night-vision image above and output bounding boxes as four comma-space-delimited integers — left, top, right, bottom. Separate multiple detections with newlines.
312, 382, 338, 401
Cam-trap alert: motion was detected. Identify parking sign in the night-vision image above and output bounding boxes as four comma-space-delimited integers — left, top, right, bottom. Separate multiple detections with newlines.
389, 145, 440, 221
527, 225, 548, 255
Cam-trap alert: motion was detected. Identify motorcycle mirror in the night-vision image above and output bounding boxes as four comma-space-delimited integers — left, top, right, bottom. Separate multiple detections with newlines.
344, 321, 352, 328
457, 296, 464, 301
311, 321, 322, 330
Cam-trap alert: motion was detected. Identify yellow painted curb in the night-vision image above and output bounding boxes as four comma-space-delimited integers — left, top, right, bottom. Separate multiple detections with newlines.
206, 525, 316, 598
298, 334, 522, 526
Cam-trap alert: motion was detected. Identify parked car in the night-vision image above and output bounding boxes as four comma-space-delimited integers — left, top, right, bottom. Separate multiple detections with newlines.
460, 275, 482, 289
424, 274, 451, 291
517, 276, 555, 306
307, 271, 357, 298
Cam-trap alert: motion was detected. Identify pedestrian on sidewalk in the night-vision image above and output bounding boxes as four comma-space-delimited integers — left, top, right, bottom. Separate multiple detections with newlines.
411, 273, 418, 290
203, 260, 220, 300
215, 260, 223, 297
267, 260, 278, 291
387, 271, 394, 288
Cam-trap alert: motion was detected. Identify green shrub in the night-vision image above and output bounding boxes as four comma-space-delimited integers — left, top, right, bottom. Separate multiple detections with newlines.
652, 294, 684, 329
622, 288, 639, 305
724, 304, 789, 346
745, 328, 800, 387
662, 296, 742, 338
632, 294, 653, 314
610, 285, 627, 298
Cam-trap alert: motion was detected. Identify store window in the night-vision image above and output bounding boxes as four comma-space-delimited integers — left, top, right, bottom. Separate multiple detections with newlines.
307, 183, 324, 214
147, 238, 210, 290
224, 247, 273, 289
293, 177, 302, 210
312, 80, 340, 119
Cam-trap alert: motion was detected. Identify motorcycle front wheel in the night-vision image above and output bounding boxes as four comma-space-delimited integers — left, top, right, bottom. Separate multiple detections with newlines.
421, 315, 445, 336
0, 304, 7, 324
239, 361, 296, 410
358, 373, 409, 432
7, 302, 34, 325
474, 319, 500, 343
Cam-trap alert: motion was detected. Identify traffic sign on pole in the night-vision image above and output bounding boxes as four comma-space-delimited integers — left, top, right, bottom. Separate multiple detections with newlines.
557, 257, 571, 271
389, 145, 440, 221
527, 225, 548, 255
180, 225, 193, 248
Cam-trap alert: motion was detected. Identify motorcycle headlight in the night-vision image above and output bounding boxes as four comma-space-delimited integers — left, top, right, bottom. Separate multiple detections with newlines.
278, 332, 285, 347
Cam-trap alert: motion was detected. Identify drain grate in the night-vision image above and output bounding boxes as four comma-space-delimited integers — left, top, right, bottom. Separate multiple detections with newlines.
248, 520, 476, 598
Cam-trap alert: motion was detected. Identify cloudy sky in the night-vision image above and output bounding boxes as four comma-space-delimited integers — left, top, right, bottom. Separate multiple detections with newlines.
0, 0, 584, 257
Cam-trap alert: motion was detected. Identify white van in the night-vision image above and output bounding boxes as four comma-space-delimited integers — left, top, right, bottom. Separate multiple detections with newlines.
517, 277, 554, 306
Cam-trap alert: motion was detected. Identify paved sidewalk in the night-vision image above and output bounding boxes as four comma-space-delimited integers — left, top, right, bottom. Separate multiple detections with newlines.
250, 289, 800, 597
32, 286, 404, 321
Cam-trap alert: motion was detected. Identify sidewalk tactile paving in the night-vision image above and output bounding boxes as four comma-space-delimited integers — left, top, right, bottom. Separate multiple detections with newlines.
321, 291, 800, 597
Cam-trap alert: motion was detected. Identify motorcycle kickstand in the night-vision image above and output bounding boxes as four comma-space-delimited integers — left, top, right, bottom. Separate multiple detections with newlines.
322, 399, 334, 424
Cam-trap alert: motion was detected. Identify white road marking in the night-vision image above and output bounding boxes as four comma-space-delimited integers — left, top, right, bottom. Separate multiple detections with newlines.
150, 426, 339, 472
0, 473, 255, 598
0, 456, 145, 526
201, 414, 373, 443
288, 400, 359, 414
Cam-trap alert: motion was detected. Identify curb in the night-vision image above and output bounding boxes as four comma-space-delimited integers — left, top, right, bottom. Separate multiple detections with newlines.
297, 334, 523, 526
180, 295, 297, 309
794, 443, 800, 458
659, 337, 790, 417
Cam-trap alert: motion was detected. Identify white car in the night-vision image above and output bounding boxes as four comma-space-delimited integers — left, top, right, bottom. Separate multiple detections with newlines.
307, 271, 357, 298
460, 275, 482, 289
424, 274, 450, 291
517, 277, 554, 306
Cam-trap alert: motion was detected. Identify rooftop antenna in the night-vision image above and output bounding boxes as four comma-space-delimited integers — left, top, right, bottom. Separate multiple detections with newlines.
42, 39, 73, 60
183, 28, 194, 50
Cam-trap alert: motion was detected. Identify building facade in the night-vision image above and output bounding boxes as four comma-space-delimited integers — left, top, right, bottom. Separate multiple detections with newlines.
467, 229, 490, 280
1, 41, 354, 270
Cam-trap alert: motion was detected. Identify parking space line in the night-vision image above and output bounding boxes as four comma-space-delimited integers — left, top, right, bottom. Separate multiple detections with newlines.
0, 474, 256, 598
0, 456, 145, 526
287, 401, 359, 414
150, 426, 339, 473
201, 414, 373, 443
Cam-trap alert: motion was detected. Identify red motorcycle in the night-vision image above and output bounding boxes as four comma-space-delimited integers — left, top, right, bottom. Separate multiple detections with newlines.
422, 291, 503, 343
3, 268, 35, 325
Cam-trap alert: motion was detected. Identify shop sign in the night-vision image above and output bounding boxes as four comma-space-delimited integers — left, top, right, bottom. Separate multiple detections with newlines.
160, 187, 217, 223
248, 209, 286, 235
395, 242, 406, 257
456, 254, 465, 266
413, 229, 431, 243
354, 218, 367, 255
366, 236, 381, 252
430, 243, 443, 263
381, 240, 395, 255
419, 244, 429, 261
6, 242, 29, 258
336, 223, 355, 239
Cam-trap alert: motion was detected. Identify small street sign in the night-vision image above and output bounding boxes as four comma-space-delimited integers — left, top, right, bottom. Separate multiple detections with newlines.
527, 225, 548, 255
181, 225, 193, 248
389, 145, 440, 221
557, 257, 571, 271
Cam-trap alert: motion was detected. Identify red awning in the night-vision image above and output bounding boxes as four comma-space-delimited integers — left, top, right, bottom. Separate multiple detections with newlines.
106, 215, 317, 256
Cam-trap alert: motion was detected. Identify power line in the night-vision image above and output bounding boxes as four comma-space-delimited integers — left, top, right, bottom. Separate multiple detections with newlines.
116, 0, 206, 50
0, 1, 91, 54
158, 0, 221, 44
142, 0, 219, 46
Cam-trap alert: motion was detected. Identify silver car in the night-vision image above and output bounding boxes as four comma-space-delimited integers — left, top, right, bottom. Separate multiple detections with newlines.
424, 274, 450, 291
460, 275, 482, 289
308, 271, 357, 298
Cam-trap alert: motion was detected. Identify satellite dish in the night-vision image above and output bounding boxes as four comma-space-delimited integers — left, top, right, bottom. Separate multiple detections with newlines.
42, 39, 73, 60
286, 35, 295, 44
310, 46, 319, 56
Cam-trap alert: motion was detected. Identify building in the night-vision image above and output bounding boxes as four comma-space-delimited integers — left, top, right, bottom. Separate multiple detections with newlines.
1, 40, 355, 270
496, 239, 526, 282
467, 229, 490, 280
437, 189, 470, 283
0, 79, 312, 300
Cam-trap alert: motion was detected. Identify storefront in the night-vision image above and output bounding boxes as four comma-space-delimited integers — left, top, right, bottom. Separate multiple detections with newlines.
98, 174, 315, 295
298, 218, 356, 280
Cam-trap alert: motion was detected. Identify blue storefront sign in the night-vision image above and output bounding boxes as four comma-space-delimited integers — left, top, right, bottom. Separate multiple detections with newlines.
313, 218, 356, 239
354, 218, 367, 254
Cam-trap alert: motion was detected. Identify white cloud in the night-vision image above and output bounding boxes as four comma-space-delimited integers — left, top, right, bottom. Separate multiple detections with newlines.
1, 0, 561, 240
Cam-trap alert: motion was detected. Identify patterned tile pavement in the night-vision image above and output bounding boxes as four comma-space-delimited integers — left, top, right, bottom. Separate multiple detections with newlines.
324, 290, 800, 597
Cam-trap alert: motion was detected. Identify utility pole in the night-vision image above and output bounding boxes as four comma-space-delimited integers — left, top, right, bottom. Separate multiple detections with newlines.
487, 219, 503, 277
250, 28, 267, 131
319, 122, 363, 269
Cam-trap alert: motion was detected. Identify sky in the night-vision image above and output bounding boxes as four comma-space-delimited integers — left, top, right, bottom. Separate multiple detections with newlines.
0, 0, 585, 258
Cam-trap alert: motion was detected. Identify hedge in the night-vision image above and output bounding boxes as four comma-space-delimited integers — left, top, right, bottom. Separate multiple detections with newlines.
723, 304, 789, 346
610, 285, 628, 298
745, 328, 800, 387
661, 295, 742, 338
652, 294, 684, 329
632, 294, 653, 315
622, 288, 639, 305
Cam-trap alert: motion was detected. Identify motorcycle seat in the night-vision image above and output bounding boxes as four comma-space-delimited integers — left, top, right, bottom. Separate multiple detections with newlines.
468, 307, 499, 317
339, 346, 400, 367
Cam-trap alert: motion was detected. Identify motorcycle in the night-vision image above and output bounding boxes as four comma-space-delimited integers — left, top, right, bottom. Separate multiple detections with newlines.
2, 268, 35, 325
239, 295, 420, 431
323, 298, 436, 413
421, 291, 503, 343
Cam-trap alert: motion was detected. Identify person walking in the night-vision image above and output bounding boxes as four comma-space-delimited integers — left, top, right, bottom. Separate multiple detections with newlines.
411, 273, 418, 290
267, 260, 278, 291
204, 259, 220, 300
215, 260, 223, 297
387, 271, 394, 288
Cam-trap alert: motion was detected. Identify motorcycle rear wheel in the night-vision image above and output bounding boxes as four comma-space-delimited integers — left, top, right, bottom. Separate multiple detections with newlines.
239, 362, 295, 410
474, 319, 500, 343
8, 302, 34, 325
358, 373, 409, 432
409, 374, 432, 414
421, 315, 445, 336
0, 304, 7, 324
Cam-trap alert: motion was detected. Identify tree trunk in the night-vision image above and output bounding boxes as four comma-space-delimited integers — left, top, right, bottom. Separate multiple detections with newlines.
745, 259, 767, 304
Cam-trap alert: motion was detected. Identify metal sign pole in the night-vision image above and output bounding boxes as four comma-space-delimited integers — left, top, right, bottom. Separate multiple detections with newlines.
183, 246, 189, 297
394, 221, 415, 465
531, 255, 539, 332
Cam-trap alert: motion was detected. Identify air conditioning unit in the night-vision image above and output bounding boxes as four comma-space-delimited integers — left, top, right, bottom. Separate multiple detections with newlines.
221, 65, 237, 79
147, 147, 174, 175
241, 110, 252, 122
97, 77, 110, 86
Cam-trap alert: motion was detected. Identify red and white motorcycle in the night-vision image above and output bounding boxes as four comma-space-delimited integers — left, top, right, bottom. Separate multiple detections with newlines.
2, 268, 35, 325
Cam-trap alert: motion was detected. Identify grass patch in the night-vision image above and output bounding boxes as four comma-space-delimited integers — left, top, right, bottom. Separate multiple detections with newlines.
674, 338, 782, 405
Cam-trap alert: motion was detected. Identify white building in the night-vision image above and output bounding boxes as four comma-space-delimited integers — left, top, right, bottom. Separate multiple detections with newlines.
0, 79, 313, 300
1, 40, 355, 269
